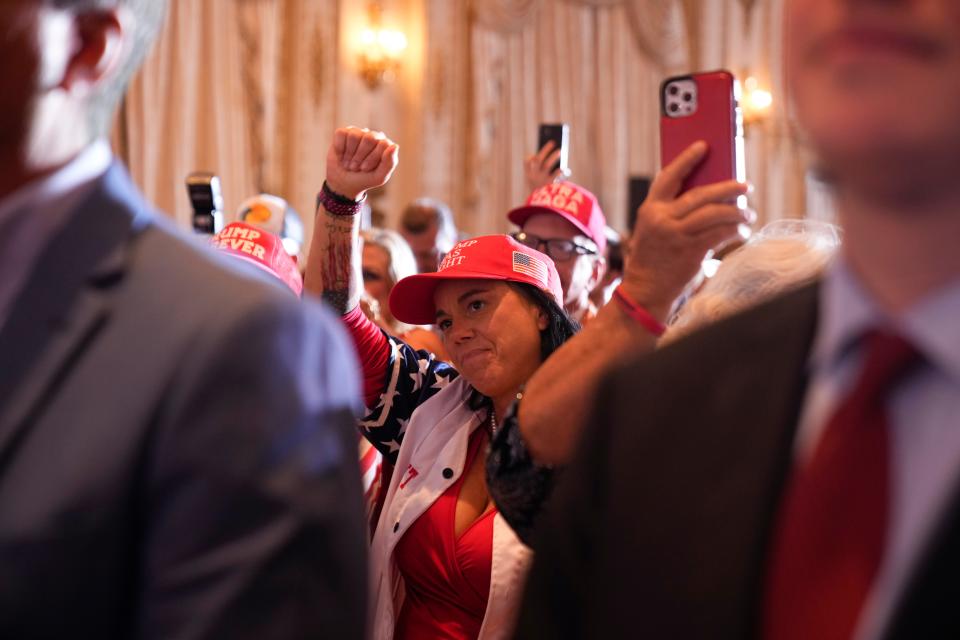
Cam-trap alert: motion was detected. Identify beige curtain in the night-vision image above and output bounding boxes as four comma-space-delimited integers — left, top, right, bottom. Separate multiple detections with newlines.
119, 0, 340, 245
115, 0, 805, 249
565, 0, 689, 71
122, 0, 258, 229
684, 0, 808, 223
623, 0, 689, 70
460, 0, 684, 235
469, 0, 541, 32
417, 0, 472, 226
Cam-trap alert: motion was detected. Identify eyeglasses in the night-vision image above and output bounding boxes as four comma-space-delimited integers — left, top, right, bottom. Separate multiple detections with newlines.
511, 231, 598, 262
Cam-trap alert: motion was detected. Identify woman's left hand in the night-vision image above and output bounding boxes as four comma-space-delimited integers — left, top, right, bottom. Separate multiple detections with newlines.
325, 126, 399, 201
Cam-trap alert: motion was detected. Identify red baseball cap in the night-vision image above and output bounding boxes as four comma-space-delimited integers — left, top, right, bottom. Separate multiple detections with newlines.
212, 222, 303, 297
389, 234, 563, 325
507, 181, 608, 255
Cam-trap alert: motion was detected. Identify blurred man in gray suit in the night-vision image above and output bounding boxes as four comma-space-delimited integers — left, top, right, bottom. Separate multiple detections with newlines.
0, 1, 367, 638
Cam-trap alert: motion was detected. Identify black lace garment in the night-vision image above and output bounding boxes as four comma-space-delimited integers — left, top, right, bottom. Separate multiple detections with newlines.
485, 399, 556, 546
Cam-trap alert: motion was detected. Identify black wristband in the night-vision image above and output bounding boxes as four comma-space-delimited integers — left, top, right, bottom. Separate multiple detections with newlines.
317, 181, 365, 216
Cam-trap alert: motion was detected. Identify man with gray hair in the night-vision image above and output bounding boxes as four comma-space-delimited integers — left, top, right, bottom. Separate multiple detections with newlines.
0, 2, 367, 638
398, 197, 459, 273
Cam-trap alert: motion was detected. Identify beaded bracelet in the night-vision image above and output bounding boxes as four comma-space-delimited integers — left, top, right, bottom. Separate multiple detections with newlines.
612, 286, 666, 337
317, 181, 365, 216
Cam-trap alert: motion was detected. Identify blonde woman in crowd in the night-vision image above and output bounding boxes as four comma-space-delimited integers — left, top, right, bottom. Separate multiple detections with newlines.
361, 227, 448, 359
664, 219, 841, 343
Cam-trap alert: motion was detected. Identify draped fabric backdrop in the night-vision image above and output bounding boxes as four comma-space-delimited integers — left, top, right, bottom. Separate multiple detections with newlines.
464, 0, 686, 235
688, 0, 811, 221
115, 0, 811, 254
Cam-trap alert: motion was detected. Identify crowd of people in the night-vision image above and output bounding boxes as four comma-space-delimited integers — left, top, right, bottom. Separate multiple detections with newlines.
2, 0, 959, 639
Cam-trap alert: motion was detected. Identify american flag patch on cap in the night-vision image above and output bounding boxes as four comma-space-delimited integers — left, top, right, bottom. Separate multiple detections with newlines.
512, 251, 548, 283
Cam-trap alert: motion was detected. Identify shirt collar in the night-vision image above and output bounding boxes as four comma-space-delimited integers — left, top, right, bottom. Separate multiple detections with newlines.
813, 255, 960, 383
0, 140, 113, 227
901, 277, 960, 383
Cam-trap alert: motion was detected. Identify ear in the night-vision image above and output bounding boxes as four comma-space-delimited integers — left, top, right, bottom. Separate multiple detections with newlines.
535, 305, 550, 331
587, 255, 606, 291
61, 9, 126, 93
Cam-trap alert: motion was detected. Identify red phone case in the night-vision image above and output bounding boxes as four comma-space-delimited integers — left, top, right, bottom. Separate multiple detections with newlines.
660, 70, 742, 193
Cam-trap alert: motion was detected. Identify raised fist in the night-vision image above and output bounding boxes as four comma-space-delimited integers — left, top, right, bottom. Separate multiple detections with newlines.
326, 126, 399, 201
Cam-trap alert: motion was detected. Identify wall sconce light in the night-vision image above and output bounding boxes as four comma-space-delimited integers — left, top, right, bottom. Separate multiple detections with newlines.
358, 2, 408, 90
741, 76, 773, 126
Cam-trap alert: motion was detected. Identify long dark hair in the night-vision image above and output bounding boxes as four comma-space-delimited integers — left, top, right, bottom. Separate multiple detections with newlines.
468, 282, 580, 411
511, 282, 580, 360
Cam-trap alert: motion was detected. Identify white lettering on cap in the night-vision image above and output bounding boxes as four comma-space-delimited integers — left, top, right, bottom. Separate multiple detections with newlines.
528, 183, 586, 219
439, 239, 479, 271
218, 226, 262, 241
440, 255, 467, 269
212, 236, 268, 261
530, 190, 552, 207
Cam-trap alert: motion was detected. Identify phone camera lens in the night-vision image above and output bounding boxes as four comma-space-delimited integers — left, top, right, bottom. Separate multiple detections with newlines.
669, 103, 679, 113
668, 85, 679, 96
682, 92, 693, 102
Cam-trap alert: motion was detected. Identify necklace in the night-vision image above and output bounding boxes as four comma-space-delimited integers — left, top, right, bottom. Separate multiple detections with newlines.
488, 391, 523, 439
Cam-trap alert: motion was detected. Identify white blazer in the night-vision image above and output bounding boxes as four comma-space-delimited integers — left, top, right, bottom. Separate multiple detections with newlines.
368, 376, 532, 639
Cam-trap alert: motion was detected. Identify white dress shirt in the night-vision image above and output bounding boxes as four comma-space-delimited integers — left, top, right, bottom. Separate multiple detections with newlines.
796, 256, 960, 640
0, 141, 112, 332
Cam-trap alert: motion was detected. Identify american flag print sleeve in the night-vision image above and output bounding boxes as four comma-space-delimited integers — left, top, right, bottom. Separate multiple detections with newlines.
358, 332, 460, 466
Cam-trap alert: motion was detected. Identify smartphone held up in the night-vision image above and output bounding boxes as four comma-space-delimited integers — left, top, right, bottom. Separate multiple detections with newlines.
660, 70, 746, 200
659, 70, 750, 253
186, 172, 225, 236
538, 123, 570, 175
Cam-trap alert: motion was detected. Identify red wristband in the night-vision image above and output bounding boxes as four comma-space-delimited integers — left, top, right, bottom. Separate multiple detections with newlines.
613, 286, 666, 337
317, 181, 365, 216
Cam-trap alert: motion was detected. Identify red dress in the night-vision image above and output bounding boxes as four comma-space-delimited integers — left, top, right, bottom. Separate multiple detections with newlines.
394, 429, 496, 639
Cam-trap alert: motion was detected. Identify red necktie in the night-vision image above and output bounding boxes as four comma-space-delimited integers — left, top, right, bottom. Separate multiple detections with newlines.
763, 331, 921, 640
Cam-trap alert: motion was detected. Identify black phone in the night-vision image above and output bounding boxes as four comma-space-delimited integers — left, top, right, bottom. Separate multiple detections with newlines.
538, 123, 569, 174
627, 175, 652, 231
186, 172, 224, 235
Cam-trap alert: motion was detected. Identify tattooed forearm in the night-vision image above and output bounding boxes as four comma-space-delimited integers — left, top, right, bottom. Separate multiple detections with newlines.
321, 215, 357, 313
322, 288, 352, 312
304, 205, 362, 314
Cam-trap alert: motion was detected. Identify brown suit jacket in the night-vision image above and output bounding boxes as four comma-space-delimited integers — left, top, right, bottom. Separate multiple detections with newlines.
517, 283, 960, 639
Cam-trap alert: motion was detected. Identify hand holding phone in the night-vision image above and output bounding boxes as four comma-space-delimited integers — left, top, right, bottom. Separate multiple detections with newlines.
537, 123, 569, 174
525, 123, 570, 192
186, 172, 224, 235
620, 142, 751, 320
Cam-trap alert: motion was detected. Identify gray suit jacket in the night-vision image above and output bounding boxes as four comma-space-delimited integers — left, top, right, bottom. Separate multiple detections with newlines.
0, 164, 368, 639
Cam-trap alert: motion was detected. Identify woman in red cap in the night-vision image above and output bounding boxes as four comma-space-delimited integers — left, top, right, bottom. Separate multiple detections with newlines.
305, 127, 750, 639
